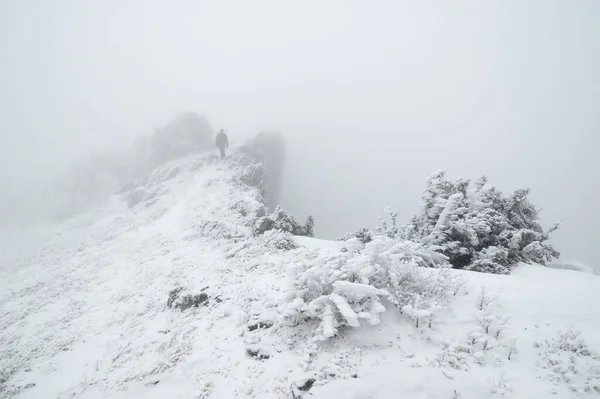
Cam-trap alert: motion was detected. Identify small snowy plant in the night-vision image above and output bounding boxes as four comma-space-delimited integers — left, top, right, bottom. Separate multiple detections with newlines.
507, 338, 518, 360
282, 249, 390, 338
473, 287, 510, 338
535, 329, 600, 394
260, 230, 298, 251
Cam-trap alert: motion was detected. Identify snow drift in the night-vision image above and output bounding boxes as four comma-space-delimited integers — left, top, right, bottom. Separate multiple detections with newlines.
547, 260, 597, 275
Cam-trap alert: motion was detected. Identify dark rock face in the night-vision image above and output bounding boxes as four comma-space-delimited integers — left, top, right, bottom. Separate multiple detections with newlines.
242, 132, 285, 211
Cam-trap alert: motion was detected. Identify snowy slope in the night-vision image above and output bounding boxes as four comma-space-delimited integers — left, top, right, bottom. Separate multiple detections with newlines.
1, 150, 600, 399
547, 260, 597, 275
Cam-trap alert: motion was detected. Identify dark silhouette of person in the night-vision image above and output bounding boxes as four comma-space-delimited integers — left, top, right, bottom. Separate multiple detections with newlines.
215, 129, 229, 158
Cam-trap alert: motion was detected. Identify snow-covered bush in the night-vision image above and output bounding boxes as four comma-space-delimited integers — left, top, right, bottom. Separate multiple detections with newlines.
282, 236, 459, 338
472, 288, 510, 338
433, 288, 515, 372
467, 246, 510, 275
254, 206, 314, 237
375, 207, 401, 238
404, 170, 560, 273
434, 342, 474, 370
554, 329, 591, 356
338, 227, 373, 244
381, 239, 449, 269
260, 230, 299, 251
536, 329, 600, 393
282, 248, 389, 338
391, 264, 450, 324
239, 162, 266, 189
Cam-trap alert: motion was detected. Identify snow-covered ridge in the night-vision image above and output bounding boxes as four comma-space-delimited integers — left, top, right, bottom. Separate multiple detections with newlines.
0, 149, 270, 397
1, 149, 600, 399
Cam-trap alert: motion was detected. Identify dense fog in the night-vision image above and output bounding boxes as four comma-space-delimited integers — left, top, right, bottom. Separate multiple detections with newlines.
1, 1, 598, 265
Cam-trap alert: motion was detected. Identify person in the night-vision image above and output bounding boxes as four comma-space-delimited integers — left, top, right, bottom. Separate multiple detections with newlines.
215, 129, 229, 158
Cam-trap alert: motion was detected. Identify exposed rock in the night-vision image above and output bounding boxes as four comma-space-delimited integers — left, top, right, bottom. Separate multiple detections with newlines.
297, 378, 315, 392
248, 321, 274, 332
246, 347, 270, 360
167, 287, 209, 311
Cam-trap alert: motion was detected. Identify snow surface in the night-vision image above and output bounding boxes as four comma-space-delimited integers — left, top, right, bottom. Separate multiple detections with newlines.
293, 236, 345, 252
1, 151, 600, 399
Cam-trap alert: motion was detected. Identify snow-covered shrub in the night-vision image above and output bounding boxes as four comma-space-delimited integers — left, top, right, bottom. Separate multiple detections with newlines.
554, 329, 591, 356
472, 287, 510, 338
466, 246, 510, 274
390, 264, 449, 319
338, 227, 373, 244
375, 207, 400, 238
433, 290, 515, 372
383, 239, 449, 269
254, 206, 314, 237
304, 216, 315, 237
404, 170, 560, 273
282, 236, 458, 338
536, 329, 600, 393
489, 372, 513, 396
282, 249, 389, 338
260, 230, 298, 251
194, 218, 248, 241
239, 162, 265, 189
476, 287, 493, 311
433, 342, 474, 370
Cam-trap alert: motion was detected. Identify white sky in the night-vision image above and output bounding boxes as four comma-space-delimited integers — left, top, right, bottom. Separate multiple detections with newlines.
1, 0, 598, 265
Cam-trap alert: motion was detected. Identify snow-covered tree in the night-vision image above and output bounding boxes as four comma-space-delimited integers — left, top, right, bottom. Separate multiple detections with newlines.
406, 170, 560, 273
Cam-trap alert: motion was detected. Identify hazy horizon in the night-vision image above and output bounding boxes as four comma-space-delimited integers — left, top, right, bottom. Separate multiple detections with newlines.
1, 0, 598, 266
